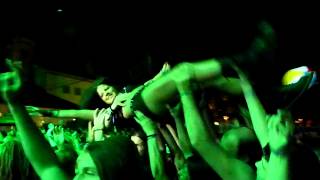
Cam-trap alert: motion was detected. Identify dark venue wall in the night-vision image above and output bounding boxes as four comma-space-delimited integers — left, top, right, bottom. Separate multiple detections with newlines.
0, 2, 319, 120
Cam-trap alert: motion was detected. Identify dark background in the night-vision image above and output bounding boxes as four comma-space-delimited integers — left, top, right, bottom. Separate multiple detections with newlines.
0, 2, 319, 120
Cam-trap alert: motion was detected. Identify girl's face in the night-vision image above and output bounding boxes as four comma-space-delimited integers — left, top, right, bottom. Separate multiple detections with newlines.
96, 84, 118, 105
74, 151, 100, 180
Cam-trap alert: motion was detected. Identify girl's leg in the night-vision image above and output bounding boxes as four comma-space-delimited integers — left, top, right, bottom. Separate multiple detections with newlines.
141, 58, 242, 115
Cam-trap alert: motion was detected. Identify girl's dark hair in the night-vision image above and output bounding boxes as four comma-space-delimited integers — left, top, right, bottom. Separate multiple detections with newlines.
85, 135, 151, 180
79, 77, 123, 109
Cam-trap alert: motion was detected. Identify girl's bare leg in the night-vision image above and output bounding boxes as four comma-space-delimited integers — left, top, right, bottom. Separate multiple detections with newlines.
141, 59, 242, 115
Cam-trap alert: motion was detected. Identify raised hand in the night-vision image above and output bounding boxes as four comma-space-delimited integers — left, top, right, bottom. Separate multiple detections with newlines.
252, 21, 276, 53
110, 93, 130, 110
134, 111, 157, 135
53, 125, 65, 147
93, 108, 111, 130
268, 109, 294, 153
0, 58, 23, 101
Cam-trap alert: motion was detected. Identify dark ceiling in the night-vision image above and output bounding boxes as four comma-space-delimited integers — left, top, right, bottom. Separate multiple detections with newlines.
1, 3, 319, 83
0, 3, 320, 118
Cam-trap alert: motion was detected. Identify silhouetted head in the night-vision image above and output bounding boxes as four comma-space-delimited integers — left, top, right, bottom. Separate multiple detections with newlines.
74, 135, 149, 180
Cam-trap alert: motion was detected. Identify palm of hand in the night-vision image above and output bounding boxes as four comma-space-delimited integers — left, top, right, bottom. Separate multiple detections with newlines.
94, 108, 109, 129
111, 93, 130, 110
134, 111, 156, 133
267, 112, 293, 152
53, 126, 65, 146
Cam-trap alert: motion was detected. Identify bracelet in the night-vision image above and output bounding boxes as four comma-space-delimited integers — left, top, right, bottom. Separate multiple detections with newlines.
147, 134, 157, 140
271, 148, 289, 157
93, 127, 103, 132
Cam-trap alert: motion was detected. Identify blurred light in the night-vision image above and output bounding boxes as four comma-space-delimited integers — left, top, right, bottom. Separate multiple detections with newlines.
294, 118, 304, 124
223, 115, 229, 121
57, 9, 63, 12
214, 121, 220, 126
72, 118, 76, 121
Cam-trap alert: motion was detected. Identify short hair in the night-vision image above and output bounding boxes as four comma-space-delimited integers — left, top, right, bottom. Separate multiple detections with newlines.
85, 135, 150, 180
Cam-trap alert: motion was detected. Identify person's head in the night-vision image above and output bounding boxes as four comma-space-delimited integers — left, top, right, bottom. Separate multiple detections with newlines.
0, 139, 37, 180
80, 77, 123, 109
220, 126, 262, 169
96, 84, 119, 105
256, 109, 320, 180
55, 143, 77, 178
74, 135, 148, 180
130, 131, 147, 157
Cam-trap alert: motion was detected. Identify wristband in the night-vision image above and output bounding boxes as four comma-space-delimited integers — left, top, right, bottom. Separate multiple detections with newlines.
147, 134, 157, 140
271, 148, 289, 157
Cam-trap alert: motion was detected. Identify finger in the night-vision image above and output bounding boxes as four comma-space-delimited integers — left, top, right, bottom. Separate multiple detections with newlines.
99, 108, 107, 114
273, 112, 283, 133
119, 93, 130, 100
94, 108, 99, 119
25, 106, 40, 111
165, 104, 172, 111
268, 114, 278, 132
53, 126, 58, 134
118, 102, 126, 106
0, 72, 15, 80
97, 109, 107, 120
5, 59, 18, 72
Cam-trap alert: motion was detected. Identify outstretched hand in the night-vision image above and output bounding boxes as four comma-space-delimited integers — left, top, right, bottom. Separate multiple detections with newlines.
53, 125, 65, 147
0, 59, 23, 101
230, 62, 253, 93
134, 111, 157, 135
93, 108, 111, 130
268, 109, 294, 153
111, 93, 130, 110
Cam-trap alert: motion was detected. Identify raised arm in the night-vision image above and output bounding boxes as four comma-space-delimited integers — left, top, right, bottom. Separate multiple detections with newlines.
265, 110, 293, 180
176, 78, 254, 180
0, 59, 69, 180
134, 111, 169, 180
233, 64, 269, 147
36, 108, 95, 121
167, 104, 193, 159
